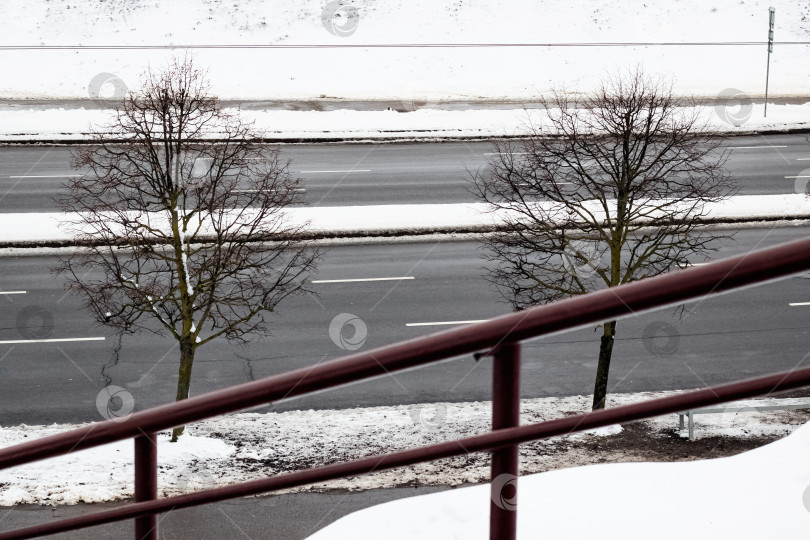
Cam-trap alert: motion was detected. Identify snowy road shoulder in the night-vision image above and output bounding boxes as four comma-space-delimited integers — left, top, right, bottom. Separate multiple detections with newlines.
1, 390, 808, 506
0, 102, 808, 142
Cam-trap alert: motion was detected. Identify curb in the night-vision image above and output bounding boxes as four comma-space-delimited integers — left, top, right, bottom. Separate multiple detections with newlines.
0, 128, 809, 146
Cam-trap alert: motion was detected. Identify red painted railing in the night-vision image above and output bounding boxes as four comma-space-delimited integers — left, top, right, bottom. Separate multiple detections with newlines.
2, 236, 810, 539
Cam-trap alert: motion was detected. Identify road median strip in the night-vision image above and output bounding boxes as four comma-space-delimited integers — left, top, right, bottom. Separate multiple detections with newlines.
1, 193, 810, 249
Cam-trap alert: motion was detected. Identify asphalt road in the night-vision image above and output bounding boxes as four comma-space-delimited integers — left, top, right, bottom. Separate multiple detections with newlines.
1, 225, 810, 426
0, 133, 808, 212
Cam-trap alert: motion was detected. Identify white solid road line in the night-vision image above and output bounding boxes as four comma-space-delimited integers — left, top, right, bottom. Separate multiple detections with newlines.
0, 337, 106, 345
517, 182, 574, 186
406, 320, 489, 327
789, 302, 810, 307
233, 188, 306, 192
727, 145, 788, 149
300, 169, 371, 173
0, 291, 26, 294
9, 175, 82, 179
797, 158, 810, 161
312, 276, 415, 284
785, 175, 810, 179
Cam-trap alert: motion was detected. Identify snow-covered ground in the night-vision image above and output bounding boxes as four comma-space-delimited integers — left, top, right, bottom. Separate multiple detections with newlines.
0, 0, 808, 101
308, 419, 810, 539
0, 1, 808, 140
1, 390, 808, 506
1, 193, 810, 245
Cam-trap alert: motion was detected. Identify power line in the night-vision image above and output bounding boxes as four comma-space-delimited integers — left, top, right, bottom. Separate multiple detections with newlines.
0, 41, 809, 50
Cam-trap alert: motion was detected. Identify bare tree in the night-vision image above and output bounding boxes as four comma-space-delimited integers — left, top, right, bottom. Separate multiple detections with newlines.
57, 57, 319, 440
472, 68, 736, 410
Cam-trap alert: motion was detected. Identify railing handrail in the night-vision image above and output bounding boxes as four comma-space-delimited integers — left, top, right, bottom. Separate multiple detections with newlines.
5, 236, 810, 540
2, 236, 810, 470
3, 362, 810, 540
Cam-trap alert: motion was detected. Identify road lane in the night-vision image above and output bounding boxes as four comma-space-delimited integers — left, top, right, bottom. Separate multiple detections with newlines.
0, 225, 809, 425
0, 133, 808, 211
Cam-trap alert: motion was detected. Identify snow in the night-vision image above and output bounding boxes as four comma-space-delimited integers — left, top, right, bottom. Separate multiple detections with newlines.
0, 102, 808, 141
0, 0, 808, 102
308, 420, 810, 540
0, 1, 807, 140
173, 206, 195, 297
1, 391, 807, 506
1, 193, 810, 245
120, 274, 138, 288
0, 430, 233, 505
191, 321, 202, 343
575, 424, 623, 437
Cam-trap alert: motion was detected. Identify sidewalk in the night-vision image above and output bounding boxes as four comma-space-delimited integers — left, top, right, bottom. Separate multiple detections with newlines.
0, 486, 449, 540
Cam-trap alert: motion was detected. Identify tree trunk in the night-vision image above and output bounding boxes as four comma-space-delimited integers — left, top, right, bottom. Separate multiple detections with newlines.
171, 338, 195, 442
592, 320, 617, 410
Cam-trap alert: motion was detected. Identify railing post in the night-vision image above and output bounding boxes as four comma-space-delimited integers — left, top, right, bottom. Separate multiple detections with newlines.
134, 433, 158, 540
489, 342, 520, 540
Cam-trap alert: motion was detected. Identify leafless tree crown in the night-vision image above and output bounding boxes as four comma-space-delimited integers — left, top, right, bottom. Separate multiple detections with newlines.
58, 56, 319, 346
472, 69, 737, 310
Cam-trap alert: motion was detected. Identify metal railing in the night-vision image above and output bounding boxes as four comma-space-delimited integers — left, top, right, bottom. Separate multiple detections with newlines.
3, 236, 810, 539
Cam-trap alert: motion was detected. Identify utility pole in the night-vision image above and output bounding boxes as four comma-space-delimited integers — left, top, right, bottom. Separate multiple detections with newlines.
765, 6, 775, 117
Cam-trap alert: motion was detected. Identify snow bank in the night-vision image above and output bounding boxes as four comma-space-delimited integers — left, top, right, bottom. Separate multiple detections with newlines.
308, 420, 810, 540
0, 102, 808, 141
2, 193, 810, 245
